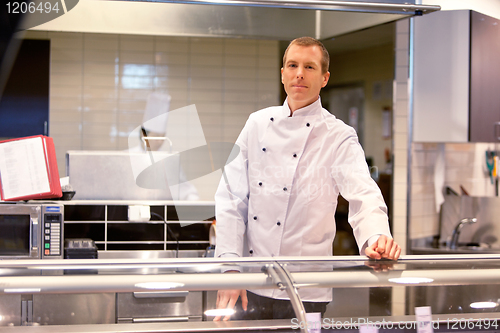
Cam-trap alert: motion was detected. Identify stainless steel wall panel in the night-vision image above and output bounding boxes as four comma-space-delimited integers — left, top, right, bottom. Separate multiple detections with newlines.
32, 293, 115, 325
116, 291, 203, 322
0, 295, 21, 326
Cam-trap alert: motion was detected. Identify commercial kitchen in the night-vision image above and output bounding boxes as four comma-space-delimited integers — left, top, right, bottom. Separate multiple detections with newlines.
1, 0, 500, 332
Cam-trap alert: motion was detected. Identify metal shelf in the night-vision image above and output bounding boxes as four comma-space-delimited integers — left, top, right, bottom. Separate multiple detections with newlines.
62, 201, 215, 251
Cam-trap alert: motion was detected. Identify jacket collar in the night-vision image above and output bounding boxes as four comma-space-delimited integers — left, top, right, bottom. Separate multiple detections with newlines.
282, 97, 322, 117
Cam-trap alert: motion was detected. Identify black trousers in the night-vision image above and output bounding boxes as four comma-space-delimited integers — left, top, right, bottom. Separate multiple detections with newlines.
233, 291, 329, 320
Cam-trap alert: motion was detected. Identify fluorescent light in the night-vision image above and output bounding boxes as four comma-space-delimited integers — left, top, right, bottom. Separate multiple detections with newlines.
134, 282, 184, 290
4, 288, 41, 293
204, 308, 236, 317
388, 277, 434, 284
470, 301, 498, 309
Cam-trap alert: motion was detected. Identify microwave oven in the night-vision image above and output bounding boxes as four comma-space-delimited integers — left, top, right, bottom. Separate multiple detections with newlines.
0, 203, 64, 259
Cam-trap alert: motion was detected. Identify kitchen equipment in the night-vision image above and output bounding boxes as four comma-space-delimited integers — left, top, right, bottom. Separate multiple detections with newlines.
60, 191, 76, 200
486, 150, 496, 184
440, 195, 500, 248
59, 179, 76, 201
64, 238, 98, 259
450, 218, 478, 249
64, 239, 98, 275
116, 291, 203, 323
66, 150, 180, 200
0, 203, 64, 259
203, 220, 216, 258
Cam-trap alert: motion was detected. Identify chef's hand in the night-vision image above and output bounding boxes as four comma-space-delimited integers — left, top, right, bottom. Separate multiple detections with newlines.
213, 288, 247, 321
364, 235, 401, 260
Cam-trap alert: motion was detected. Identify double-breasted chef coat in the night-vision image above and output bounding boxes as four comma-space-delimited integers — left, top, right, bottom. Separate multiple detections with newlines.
215, 98, 392, 301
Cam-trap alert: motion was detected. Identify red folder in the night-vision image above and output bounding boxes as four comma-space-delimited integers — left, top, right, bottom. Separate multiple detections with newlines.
0, 135, 62, 201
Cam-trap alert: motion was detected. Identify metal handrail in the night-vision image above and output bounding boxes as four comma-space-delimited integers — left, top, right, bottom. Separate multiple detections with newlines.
1, 255, 500, 295
265, 263, 308, 333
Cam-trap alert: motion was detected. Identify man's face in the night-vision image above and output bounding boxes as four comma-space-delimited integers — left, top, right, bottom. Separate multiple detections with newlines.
281, 44, 330, 112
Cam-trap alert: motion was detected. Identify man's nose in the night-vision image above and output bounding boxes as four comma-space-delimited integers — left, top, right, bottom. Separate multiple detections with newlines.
296, 67, 304, 78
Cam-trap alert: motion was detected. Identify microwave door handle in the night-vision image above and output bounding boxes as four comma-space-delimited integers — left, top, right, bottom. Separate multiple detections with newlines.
31, 217, 38, 249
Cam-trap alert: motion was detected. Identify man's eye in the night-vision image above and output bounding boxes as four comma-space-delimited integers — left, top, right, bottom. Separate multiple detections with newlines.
289, 64, 297, 68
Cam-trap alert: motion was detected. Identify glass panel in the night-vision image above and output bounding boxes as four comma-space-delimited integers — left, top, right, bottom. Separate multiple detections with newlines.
1, 256, 500, 329
0, 214, 30, 255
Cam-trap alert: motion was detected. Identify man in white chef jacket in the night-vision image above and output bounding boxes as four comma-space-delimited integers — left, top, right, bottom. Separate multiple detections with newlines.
213, 37, 401, 321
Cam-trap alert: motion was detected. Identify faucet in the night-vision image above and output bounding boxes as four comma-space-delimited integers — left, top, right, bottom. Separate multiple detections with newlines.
450, 218, 477, 249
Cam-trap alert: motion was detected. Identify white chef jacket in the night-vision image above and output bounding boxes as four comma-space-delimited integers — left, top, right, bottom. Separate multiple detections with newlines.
214, 98, 391, 301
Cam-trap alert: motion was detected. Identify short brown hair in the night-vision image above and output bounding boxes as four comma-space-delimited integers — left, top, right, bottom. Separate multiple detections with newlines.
283, 37, 330, 74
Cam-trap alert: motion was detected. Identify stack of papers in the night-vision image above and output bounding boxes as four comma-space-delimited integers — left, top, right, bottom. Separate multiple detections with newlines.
0, 135, 62, 201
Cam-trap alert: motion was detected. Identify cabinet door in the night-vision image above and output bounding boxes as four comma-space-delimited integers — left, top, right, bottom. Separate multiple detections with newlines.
32, 293, 115, 325
469, 11, 500, 142
413, 10, 470, 142
0, 295, 21, 326
0, 39, 49, 138
116, 291, 203, 322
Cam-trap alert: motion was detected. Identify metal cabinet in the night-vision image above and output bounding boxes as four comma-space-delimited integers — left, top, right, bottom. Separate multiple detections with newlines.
32, 294, 115, 325
0, 295, 21, 326
469, 10, 500, 142
414, 10, 500, 142
116, 291, 203, 323
0, 294, 115, 327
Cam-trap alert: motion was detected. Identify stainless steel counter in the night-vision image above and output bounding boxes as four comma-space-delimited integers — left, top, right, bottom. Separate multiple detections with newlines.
3, 313, 500, 332
1, 255, 500, 332
411, 246, 500, 255
0, 319, 296, 332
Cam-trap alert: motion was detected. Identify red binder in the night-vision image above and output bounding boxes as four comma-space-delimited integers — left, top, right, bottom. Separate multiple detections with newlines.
0, 135, 62, 201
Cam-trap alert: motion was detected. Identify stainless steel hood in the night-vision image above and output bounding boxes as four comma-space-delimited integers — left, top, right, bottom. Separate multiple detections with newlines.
29, 0, 440, 40
130, 0, 439, 14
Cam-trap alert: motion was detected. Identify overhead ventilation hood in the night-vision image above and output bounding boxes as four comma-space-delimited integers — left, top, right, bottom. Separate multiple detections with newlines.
28, 0, 440, 40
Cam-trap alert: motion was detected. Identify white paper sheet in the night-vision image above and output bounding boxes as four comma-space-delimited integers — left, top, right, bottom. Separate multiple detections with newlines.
0, 137, 50, 199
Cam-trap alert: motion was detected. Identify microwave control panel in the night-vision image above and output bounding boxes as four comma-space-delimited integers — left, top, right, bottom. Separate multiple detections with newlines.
41, 206, 64, 259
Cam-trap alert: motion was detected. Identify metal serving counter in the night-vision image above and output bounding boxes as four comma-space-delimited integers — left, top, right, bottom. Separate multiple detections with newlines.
1, 255, 500, 332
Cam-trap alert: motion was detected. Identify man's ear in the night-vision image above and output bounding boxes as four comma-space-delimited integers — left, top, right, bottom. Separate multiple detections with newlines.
281, 67, 284, 83
322, 71, 331, 88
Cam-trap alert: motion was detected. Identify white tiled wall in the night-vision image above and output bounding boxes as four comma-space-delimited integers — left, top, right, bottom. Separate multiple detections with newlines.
391, 18, 410, 317
24, 31, 280, 200
410, 142, 500, 239
392, 19, 410, 255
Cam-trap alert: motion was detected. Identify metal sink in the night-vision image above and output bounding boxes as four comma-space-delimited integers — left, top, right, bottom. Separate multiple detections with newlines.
411, 244, 500, 255
458, 244, 496, 251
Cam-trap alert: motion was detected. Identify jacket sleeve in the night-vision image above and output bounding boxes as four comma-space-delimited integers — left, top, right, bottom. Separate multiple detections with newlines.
214, 118, 251, 259
332, 128, 392, 253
